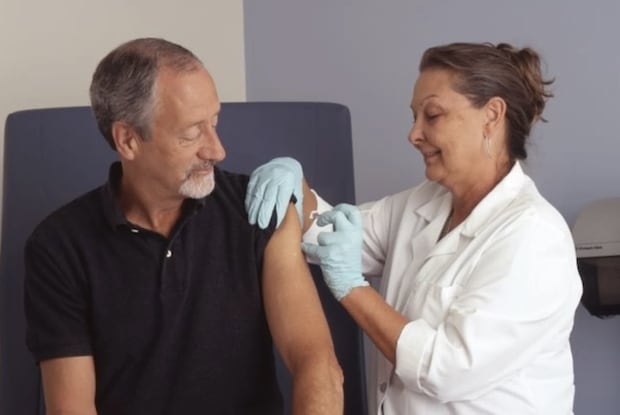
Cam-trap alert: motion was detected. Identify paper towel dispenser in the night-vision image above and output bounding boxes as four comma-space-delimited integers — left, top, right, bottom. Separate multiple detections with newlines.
572, 198, 620, 317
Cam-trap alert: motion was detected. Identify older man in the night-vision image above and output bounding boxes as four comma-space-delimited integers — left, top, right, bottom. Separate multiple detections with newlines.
24, 38, 343, 415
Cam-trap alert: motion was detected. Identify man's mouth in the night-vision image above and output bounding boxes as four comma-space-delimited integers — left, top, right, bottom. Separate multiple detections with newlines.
188, 162, 214, 177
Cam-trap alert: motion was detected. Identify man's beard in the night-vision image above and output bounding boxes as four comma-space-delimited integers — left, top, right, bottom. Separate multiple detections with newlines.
179, 162, 216, 199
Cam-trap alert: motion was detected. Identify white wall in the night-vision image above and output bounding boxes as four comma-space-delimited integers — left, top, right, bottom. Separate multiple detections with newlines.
0, 0, 246, 230
244, 1, 620, 414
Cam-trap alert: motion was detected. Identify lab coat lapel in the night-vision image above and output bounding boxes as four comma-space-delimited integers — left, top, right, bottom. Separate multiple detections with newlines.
410, 193, 454, 264
389, 193, 455, 310
388, 196, 447, 311
409, 162, 527, 283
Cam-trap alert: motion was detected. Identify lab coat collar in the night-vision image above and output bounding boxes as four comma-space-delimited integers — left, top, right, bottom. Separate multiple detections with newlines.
413, 161, 527, 239
460, 161, 525, 237
414, 185, 451, 223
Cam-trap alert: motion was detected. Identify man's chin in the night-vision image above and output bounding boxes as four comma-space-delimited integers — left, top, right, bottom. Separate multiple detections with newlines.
179, 175, 215, 199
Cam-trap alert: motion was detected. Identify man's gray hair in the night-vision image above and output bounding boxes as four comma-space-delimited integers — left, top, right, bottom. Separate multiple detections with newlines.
89, 38, 203, 150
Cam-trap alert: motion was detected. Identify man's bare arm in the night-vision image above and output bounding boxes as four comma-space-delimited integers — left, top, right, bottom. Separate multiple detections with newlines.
262, 204, 343, 414
40, 356, 97, 415
301, 178, 318, 234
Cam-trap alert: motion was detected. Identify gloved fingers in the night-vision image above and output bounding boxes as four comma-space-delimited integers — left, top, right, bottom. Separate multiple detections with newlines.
317, 230, 348, 246
301, 241, 323, 259
246, 182, 272, 226
245, 168, 271, 225
315, 209, 340, 227
332, 203, 362, 227
245, 157, 304, 229
247, 184, 275, 228
273, 179, 295, 228
302, 241, 339, 262
246, 164, 269, 198
271, 157, 291, 166
317, 209, 358, 233
245, 178, 259, 225
257, 179, 282, 229
246, 194, 260, 225
272, 157, 302, 174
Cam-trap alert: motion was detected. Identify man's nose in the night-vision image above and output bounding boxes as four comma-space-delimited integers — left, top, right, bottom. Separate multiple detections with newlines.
198, 129, 226, 162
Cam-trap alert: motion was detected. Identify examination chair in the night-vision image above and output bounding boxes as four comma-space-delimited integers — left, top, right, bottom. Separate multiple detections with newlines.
0, 102, 367, 414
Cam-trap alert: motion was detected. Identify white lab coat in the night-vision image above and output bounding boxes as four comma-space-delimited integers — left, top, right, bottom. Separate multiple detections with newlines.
308, 162, 582, 414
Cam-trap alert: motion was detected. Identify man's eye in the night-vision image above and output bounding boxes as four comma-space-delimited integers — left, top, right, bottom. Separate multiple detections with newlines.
181, 126, 204, 141
181, 132, 201, 141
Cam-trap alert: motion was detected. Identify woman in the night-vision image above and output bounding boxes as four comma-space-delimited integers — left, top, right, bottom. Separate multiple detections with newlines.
246, 42, 582, 414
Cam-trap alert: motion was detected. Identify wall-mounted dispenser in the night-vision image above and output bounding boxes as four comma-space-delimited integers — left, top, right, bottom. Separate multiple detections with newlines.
572, 198, 620, 317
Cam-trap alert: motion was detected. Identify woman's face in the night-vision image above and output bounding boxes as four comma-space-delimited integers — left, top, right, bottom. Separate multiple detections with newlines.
409, 69, 491, 191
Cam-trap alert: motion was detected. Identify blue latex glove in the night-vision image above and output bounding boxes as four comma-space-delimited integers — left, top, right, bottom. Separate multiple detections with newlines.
302, 204, 369, 301
245, 157, 303, 229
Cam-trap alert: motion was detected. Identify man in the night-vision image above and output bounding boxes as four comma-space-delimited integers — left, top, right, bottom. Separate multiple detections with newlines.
24, 38, 343, 415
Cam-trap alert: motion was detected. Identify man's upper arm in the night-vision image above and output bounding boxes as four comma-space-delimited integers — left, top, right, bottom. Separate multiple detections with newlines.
262, 204, 335, 371
40, 356, 97, 415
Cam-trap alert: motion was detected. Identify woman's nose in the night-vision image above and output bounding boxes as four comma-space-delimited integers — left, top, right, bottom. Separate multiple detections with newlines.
408, 121, 423, 145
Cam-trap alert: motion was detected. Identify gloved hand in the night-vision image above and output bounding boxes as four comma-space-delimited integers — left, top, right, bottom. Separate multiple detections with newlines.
302, 204, 369, 301
245, 157, 303, 229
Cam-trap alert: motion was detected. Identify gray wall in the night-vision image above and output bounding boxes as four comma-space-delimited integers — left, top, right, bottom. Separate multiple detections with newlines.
244, 1, 620, 414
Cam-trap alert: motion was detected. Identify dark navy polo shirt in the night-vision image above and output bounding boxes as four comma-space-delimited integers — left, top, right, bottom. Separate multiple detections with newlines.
24, 163, 282, 414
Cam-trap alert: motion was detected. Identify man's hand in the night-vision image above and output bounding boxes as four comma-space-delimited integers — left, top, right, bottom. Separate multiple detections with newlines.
245, 157, 303, 229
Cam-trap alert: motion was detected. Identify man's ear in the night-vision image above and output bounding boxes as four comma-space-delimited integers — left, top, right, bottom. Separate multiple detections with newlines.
484, 96, 507, 135
112, 121, 140, 160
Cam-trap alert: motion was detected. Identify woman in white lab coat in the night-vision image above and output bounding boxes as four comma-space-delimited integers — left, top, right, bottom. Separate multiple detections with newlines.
245, 42, 583, 414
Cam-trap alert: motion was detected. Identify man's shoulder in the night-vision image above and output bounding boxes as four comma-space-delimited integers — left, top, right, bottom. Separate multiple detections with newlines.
28, 186, 104, 244
210, 167, 249, 212
214, 167, 249, 194
210, 167, 277, 237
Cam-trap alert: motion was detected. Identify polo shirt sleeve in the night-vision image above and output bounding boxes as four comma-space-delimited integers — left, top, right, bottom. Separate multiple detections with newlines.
24, 232, 92, 363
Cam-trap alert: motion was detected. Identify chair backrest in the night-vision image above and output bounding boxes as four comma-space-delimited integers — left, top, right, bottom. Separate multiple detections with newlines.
0, 102, 366, 414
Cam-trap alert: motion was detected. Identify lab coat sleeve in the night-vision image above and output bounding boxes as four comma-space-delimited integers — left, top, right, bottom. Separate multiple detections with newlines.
358, 197, 394, 278
393, 209, 582, 402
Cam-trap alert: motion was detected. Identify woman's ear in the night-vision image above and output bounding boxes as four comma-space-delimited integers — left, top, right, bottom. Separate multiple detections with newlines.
484, 96, 507, 134
112, 121, 140, 160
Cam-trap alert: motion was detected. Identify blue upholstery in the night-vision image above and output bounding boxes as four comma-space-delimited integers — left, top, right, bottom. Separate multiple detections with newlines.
0, 102, 366, 414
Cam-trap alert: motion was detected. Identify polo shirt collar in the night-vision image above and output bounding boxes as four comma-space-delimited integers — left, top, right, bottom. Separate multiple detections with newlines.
100, 162, 209, 230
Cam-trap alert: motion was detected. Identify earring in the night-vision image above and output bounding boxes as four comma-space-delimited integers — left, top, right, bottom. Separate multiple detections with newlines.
484, 135, 492, 159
